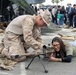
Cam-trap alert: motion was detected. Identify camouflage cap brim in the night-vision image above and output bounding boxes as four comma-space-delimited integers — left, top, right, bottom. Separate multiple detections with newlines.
47, 22, 55, 29
47, 22, 61, 29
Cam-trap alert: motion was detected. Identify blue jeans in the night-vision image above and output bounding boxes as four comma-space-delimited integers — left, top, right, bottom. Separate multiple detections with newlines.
59, 14, 64, 25
74, 17, 76, 28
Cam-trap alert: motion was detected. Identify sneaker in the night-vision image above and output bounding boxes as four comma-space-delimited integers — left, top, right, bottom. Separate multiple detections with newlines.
59, 25, 63, 28
69, 26, 73, 29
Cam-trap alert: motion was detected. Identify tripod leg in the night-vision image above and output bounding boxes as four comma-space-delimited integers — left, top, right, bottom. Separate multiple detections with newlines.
25, 56, 36, 69
38, 55, 48, 73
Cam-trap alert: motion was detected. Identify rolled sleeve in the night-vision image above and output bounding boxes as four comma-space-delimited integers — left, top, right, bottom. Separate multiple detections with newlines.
35, 29, 42, 43
22, 18, 41, 50
36, 36, 42, 44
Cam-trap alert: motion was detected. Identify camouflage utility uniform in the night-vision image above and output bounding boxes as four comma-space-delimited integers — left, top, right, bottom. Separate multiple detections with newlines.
2, 15, 42, 59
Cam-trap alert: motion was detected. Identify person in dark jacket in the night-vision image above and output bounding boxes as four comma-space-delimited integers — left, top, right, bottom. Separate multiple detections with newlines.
73, 4, 76, 28
59, 6, 66, 27
50, 37, 76, 62
66, 3, 73, 27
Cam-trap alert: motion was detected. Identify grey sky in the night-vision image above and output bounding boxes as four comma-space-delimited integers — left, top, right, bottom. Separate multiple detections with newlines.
43, 0, 75, 6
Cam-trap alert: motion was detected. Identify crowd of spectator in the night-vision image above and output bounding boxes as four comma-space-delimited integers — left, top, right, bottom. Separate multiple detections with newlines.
1, 4, 37, 22
1, 3, 76, 29
49, 3, 76, 28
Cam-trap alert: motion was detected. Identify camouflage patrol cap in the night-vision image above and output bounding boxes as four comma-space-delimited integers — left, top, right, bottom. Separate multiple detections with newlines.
38, 9, 53, 29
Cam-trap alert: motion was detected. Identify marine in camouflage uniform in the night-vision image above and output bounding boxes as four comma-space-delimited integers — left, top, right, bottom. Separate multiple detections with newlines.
2, 10, 52, 61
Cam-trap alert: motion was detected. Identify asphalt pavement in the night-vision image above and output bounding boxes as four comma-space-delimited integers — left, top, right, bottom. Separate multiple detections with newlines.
0, 26, 76, 75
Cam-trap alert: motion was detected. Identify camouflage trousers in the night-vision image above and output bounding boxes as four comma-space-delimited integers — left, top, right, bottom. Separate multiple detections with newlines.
1, 32, 26, 61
